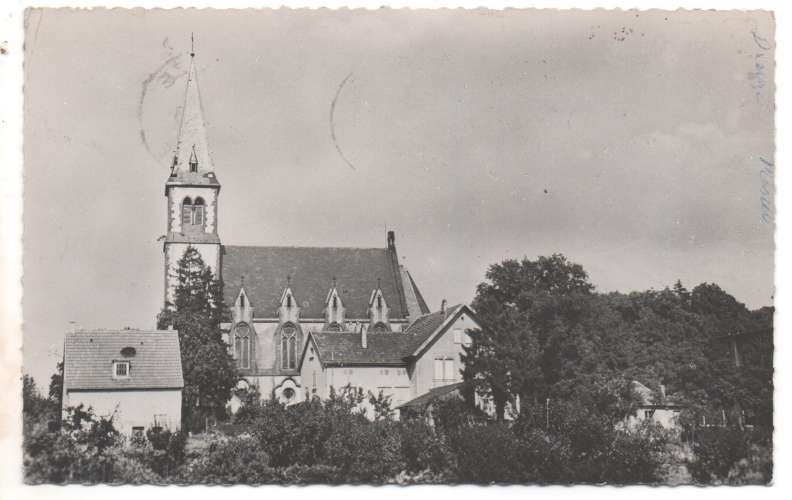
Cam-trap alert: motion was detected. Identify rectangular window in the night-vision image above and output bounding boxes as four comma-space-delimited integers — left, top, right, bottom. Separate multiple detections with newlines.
434, 357, 455, 382
433, 358, 443, 381
443, 358, 455, 381
453, 329, 463, 344
113, 361, 130, 378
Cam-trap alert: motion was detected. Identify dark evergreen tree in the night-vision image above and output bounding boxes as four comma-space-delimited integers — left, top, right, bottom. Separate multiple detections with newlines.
157, 246, 237, 431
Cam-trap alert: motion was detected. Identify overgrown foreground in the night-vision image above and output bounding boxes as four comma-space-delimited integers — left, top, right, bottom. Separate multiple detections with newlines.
23, 382, 770, 485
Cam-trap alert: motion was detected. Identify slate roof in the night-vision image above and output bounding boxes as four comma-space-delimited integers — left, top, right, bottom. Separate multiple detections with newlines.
221, 245, 420, 319
307, 305, 465, 366
396, 382, 464, 410
63, 330, 184, 391
309, 331, 413, 366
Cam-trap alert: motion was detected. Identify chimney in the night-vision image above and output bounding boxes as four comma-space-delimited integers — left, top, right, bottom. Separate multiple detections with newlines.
387, 230, 395, 249
361, 323, 368, 349
659, 384, 666, 401
440, 299, 447, 315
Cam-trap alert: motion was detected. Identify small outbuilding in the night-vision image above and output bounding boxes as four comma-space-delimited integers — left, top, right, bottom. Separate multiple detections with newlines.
62, 329, 184, 434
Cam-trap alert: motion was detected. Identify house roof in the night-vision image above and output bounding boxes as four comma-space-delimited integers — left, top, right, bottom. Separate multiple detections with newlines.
396, 382, 465, 410
308, 331, 413, 366
63, 330, 184, 391
221, 244, 427, 319
631, 380, 684, 407
305, 304, 468, 367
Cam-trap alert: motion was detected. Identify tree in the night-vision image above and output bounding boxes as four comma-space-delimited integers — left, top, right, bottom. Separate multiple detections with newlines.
464, 254, 594, 419
157, 246, 237, 431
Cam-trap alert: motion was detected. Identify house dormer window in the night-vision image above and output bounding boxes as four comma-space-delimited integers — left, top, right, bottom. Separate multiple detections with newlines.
113, 361, 130, 379
369, 286, 389, 329
325, 285, 345, 327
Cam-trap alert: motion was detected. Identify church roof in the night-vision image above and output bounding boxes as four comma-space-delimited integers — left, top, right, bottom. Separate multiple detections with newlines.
63, 330, 184, 391
221, 244, 426, 319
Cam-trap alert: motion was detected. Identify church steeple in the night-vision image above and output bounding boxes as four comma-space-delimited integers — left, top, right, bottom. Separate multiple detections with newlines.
170, 42, 215, 179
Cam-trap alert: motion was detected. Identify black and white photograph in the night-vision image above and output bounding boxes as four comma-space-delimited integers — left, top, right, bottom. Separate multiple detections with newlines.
13, 5, 776, 487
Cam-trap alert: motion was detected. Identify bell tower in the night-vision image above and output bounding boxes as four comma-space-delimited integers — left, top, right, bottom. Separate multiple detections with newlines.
163, 40, 221, 307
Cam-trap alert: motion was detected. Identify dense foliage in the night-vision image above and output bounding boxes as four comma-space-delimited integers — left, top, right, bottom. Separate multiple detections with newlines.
464, 255, 772, 431
156, 246, 237, 431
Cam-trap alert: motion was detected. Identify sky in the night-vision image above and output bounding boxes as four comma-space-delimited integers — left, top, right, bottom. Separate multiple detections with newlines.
23, 8, 775, 387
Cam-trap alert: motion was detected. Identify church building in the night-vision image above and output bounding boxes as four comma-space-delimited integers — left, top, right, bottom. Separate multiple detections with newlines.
162, 49, 476, 409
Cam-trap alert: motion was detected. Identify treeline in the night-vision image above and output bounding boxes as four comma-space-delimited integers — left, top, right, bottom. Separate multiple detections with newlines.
464, 255, 773, 431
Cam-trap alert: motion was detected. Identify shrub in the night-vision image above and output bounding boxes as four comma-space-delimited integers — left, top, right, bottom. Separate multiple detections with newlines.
182, 434, 275, 484
689, 427, 770, 484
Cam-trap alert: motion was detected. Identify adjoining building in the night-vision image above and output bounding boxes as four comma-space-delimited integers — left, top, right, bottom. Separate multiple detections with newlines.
298, 304, 479, 416
623, 380, 685, 431
62, 329, 184, 434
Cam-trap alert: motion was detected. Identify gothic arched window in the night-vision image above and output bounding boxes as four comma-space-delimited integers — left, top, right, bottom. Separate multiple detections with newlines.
234, 323, 251, 369
326, 322, 341, 332
281, 324, 298, 370
372, 322, 388, 333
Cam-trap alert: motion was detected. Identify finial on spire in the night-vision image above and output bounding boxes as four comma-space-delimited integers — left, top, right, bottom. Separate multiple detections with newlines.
287, 274, 291, 286
190, 32, 195, 58
332, 276, 337, 288
377, 277, 381, 289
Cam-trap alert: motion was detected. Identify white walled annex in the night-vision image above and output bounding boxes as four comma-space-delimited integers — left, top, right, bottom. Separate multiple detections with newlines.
410, 310, 475, 399
64, 389, 182, 434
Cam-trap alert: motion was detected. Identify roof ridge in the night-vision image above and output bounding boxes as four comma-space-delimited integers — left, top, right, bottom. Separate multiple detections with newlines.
223, 244, 386, 251
68, 329, 174, 335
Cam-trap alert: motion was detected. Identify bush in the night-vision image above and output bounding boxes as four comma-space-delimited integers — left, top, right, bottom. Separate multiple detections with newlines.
398, 420, 451, 474
689, 427, 771, 484
182, 434, 275, 484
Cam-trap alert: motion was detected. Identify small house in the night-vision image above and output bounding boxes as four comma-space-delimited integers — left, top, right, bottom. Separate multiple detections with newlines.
62, 329, 184, 434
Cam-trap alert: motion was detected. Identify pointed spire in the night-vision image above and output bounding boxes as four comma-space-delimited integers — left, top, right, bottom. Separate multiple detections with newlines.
172, 35, 213, 176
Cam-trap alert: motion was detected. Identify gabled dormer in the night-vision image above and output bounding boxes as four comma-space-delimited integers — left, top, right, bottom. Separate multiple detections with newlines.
233, 287, 253, 324
278, 286, 300, 324
324, 281, 345, 331
369, 282, 390, 332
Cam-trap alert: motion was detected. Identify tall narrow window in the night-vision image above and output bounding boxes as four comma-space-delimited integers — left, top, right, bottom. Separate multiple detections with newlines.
288, 335, 296, 369
281, 325, 298, 370
181, 197, 193, 225
193, 198, 205, 226
234, 323, 251, 369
